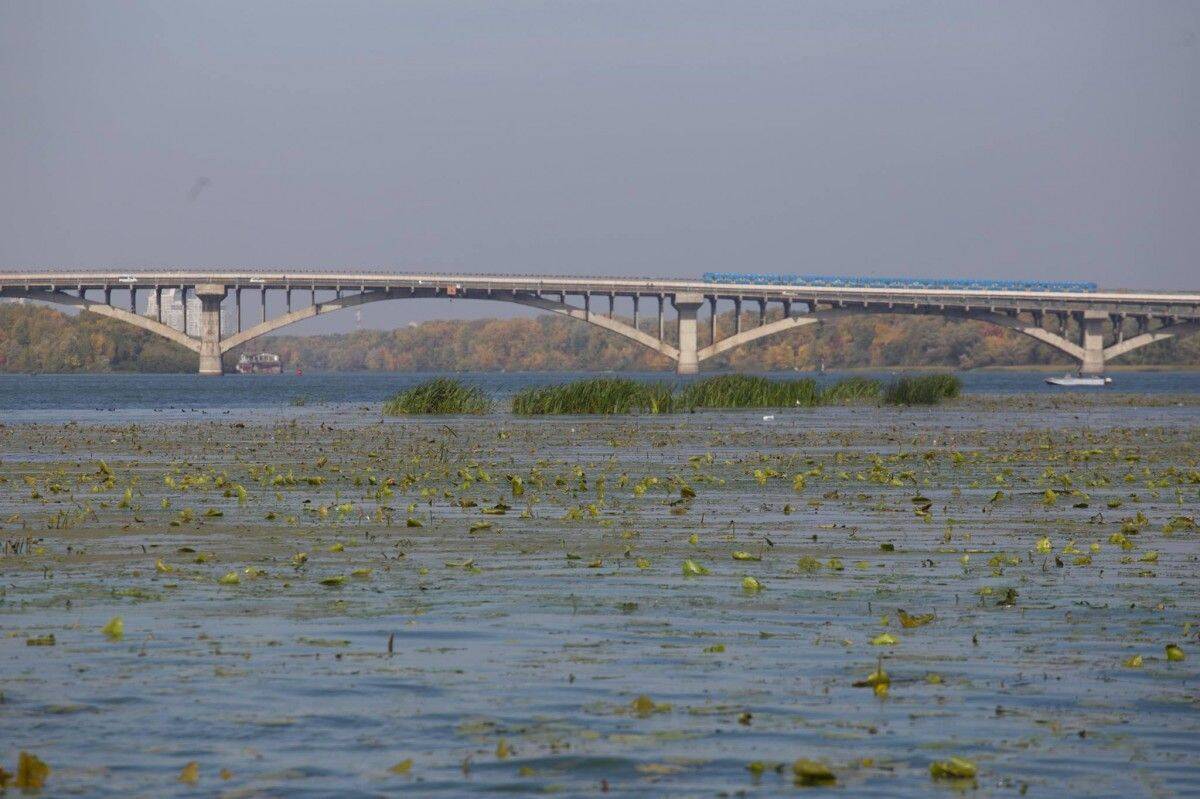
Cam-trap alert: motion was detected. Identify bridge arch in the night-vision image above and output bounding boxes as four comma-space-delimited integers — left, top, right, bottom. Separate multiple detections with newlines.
217, 289, 683, 361
695, 307, 1198, 372
16, 289, 201, 353
4, 278, 1197, 375
220, 290, 386, 353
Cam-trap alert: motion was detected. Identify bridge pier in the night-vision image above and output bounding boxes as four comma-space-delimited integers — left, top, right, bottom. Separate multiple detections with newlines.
673, 293, 704, 375
1079, 310, 1106, 375
196, 283, 227, 376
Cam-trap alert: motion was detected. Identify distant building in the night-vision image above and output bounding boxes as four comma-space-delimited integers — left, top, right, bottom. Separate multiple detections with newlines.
145, 288, 229, 337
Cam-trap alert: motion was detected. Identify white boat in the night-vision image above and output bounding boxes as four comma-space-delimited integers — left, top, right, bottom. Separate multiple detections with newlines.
1045, 374, 1112, 387
236, 352, 283, 375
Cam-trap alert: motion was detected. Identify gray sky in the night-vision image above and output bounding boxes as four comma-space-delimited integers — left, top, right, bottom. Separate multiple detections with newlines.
2, 1, 1197, 333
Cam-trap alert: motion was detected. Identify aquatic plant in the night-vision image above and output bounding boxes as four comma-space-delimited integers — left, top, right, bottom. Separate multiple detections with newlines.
512, 378, 674, 415
676, 375, 823, 409
382, 378, 490, 415
882, 373, 962, 405
819, 376, 882, 403
672, 374, 885, 409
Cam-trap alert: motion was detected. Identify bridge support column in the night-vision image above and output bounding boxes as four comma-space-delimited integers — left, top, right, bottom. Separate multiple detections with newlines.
1080, 310, 1106, 375
673, 293, 704, 375
196, 284, 227, 376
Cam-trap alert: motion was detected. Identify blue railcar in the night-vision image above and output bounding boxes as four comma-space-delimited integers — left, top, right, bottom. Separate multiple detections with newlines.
701, 272, 1097, 293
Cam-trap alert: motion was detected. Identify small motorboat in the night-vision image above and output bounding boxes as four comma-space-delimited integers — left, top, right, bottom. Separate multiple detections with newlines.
1045, 374, 1112, 387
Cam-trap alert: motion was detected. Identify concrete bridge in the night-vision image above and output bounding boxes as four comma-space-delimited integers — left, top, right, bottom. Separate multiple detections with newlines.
2, 270, 1198, 375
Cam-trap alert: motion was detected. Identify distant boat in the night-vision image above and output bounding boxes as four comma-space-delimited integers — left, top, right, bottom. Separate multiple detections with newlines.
236, 352, 283, 375
1045, 374, 1112, 387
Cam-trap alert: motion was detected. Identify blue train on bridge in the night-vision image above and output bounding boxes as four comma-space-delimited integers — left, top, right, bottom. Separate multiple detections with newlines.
701, 272, 1098, 293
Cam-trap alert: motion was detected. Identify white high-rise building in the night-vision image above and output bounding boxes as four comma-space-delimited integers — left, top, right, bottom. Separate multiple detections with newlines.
145, 288, 227, 337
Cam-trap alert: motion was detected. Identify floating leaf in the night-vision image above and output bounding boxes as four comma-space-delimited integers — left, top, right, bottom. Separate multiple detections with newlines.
218, 571, 240, 585
15, 751, 50, 789
742, 576, 763, 592
1034, 537, 1052, 554
631, 695, 669, 715
996, 587, 1019, 607
389, 758, 413, 774
797, 556, 822, 573
495, 739, 511, 759
681, 559, 710, 576
320, 575, 346, 587
101, 616, 124, 641
870, 633, 898, 646
1123, 654, 1143, 668
155, 559, 173, 573
896, 609, 935, 628
178, 761, 199, 784
853, 666, 889, 688
1163, 515, 1196, 533
793, 759, 835, 786
1165, 644, 1185, 662
929, 757, 977, 780
731, 551, 761, 561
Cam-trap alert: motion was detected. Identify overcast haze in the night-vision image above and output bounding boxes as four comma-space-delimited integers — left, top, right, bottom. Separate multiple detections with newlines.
2, 1, 1197, 333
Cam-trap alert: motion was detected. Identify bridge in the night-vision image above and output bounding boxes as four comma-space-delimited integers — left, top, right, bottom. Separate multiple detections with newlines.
2, 270, 1198, 375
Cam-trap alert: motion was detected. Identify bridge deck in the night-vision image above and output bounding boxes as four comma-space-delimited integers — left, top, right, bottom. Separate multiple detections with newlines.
3, 270, 1199, 312
3, 270, 1197, 376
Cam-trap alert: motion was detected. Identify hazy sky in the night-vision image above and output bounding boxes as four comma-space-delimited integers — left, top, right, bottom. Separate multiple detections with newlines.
2, 1, 1197, 332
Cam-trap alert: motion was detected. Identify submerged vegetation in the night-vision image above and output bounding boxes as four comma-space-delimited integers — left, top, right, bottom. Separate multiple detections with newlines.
382, 378, 490, 415
883, 373, 962, 405
512, 377, 674, 415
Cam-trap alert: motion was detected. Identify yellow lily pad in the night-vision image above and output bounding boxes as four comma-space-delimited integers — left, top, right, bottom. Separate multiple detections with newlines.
101, 616, 124, 640
16, 751, 50, 789
793, 759, 835, 786
178, 761, 199, 784
930, 756, 977, 780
